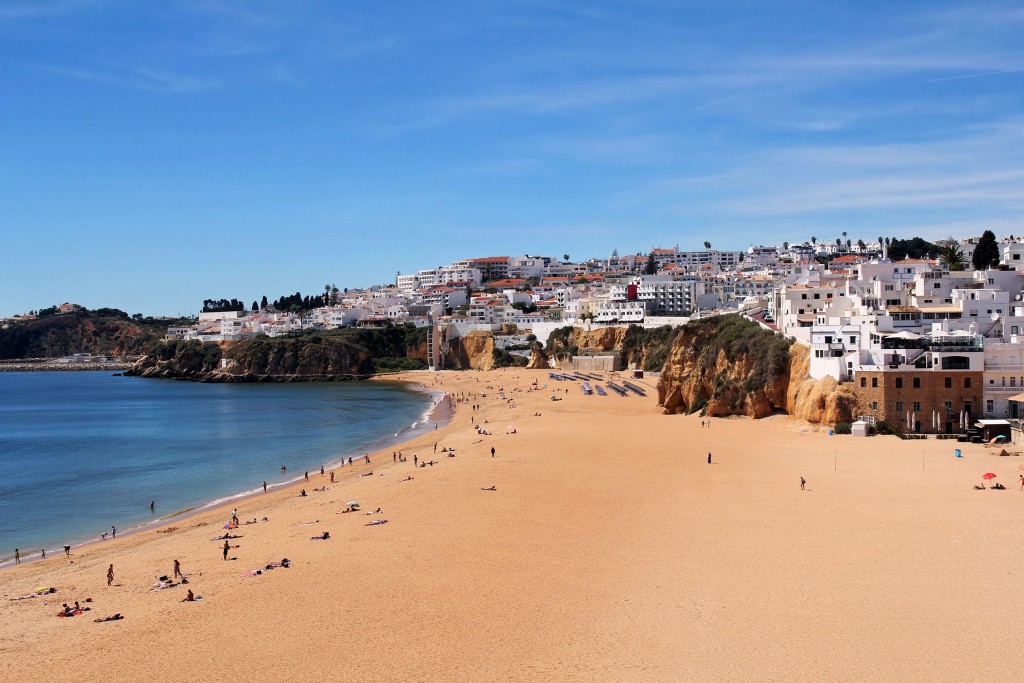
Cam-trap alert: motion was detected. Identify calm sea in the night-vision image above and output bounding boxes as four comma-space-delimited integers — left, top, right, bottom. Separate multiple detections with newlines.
0, 372, 438, 564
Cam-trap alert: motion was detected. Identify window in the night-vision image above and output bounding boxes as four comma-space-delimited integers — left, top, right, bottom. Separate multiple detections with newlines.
987, 400, 994, 413
964, 377, 971, 388
944, 377, 952, 388
872, 378, 878, 388
802, 293, 807, 299
860, 377, 866, 388
1012, 378, 1017, 387
913, 401, 921, 411
813, 293, 820, 299
895, 378, 903, 388
849, 336, 856, 344
896, 401, 903, 412
944, 401, 953, 412
913, 377, 920, 388
871, 402, 878, 410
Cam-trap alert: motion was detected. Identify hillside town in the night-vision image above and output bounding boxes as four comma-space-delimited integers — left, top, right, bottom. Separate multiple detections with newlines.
165, 235, 1024, 428
12, 233, 1024, 432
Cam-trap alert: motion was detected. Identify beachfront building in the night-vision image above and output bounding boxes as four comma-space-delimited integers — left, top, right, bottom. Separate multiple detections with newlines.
852, 329, 984, 433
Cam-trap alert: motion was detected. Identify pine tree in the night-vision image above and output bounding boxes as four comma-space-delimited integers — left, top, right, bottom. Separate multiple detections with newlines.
644, 251, 658, 274
972, 230, 1000, 270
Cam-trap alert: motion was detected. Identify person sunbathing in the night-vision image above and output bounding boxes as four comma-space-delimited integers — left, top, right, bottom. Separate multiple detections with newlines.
93, 613, 123, 622
993, 482, 1007, 490
181, 590, 198, 602
401, 476, 414, 481
310, 532, 330, 540
365, 519, 388, 526
481, 486, 497, 491
973, 484, 986, 490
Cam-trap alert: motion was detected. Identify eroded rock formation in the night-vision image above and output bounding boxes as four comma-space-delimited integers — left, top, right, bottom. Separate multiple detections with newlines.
656, 318, 856, 423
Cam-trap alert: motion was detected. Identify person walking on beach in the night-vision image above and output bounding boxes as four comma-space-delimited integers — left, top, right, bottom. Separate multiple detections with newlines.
107, 564, 114, 586
111, 526, 116, 539
330, 472, 334, 483
14, 549, 19, 564
263, 481, 268, 493
414, 454, 418, 467
150, 500, 155, 512
320, 465, 324, 477
707, 452, 712, 464
174, 559, 182, 579
491, 446, 495, 458
223, 540, 230, 561
1019, 474, 1023, 491
304, 470, 309, 482
64, 544, 71, 557
231, 509, 239, 526
41, 548, 45, 560
800, 477, 806, 491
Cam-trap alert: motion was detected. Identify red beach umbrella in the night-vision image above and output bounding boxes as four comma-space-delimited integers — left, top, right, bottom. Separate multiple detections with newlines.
982, 473, 997, 480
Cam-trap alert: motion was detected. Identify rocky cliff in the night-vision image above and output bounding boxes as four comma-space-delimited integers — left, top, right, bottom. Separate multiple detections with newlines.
0, 312, 175, 360
545, 324, 679, 370
441, 331, 495, 371
129, 326, 428, 381
656, 316, 856, 423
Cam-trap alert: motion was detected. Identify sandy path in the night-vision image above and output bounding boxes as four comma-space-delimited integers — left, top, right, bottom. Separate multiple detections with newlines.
2, 369, 1022, 682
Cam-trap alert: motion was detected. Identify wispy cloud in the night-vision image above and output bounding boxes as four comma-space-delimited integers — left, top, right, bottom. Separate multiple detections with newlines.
0, 0, 96, 20
925, 68, 1024, 83
42, 65, 222, 93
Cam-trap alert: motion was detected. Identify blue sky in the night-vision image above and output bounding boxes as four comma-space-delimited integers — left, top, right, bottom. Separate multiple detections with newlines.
1, 0, 1022, 316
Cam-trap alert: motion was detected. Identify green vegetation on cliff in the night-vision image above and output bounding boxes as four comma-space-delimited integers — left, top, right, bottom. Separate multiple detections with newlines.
132, 322, 429, 379
685, 315, 792, 396
0, 310, 186, 360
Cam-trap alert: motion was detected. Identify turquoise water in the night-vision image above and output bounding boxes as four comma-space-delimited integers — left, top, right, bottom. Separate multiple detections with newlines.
0, 372, 437, 563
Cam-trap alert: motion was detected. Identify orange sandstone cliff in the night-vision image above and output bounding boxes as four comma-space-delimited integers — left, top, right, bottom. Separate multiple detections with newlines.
656, 318, 856, 424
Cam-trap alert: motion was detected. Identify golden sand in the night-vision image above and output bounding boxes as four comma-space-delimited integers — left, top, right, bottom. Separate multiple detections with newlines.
2, 369, 1022, 682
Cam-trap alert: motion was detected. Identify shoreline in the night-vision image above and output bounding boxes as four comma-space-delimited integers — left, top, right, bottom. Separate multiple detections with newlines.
0, 375, 451, 569
0, 363, 131, 373
4, 368, 1018, 682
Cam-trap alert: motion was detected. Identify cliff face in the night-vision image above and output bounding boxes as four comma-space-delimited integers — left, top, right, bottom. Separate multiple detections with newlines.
126, 339, 225, 379
656, 317, 856, 424
442, 331, 495, 371
547, 325, 679, 370
0, 312, 171, 359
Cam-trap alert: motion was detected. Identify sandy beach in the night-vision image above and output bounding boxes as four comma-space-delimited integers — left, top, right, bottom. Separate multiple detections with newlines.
2, 368, 1022, 682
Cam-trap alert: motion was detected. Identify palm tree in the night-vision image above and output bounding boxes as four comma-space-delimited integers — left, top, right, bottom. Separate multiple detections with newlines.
782, 241, 789, 251
563, 254, 570, 263
704, 241, 711, 250
846, 238, 852, 252
811, 236, 817, 246
941, 244, 966, 271
857, 239, 866, 251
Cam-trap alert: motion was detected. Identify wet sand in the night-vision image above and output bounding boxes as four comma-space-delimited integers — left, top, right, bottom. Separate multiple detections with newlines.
1, 369, 1022, 682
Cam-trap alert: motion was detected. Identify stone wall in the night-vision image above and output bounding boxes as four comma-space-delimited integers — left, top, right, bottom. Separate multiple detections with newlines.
853, 369, 983, 432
